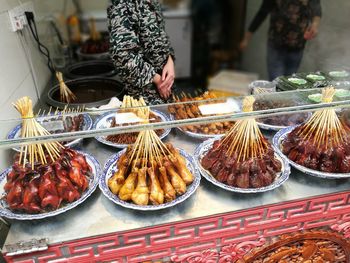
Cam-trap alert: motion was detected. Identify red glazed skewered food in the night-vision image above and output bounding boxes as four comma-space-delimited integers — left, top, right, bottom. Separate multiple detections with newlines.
201, 97, 282, 189
106, 96, 164, 145
108, 105, 194, 206
168, 91, 235, 135
281, 87, 350, 173
5, 148, 91, 213
3, 97, 92, 214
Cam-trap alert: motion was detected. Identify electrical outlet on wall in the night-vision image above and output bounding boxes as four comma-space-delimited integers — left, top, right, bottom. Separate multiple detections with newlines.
8, 2, 35, 32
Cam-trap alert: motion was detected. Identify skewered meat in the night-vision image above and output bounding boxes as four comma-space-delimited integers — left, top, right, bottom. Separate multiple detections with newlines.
281, 88, 350, 174
131, 167, 149, 206
4, 148, 92, 214
164, 161, 187, 195
119, 168, 138, 201
106, 111, 164, 145
254, 99, 309, 127
168, 91, 235, 135
282, 125, 350, 173
159, 167, 176, 202
148, 167, 164, 205
202, 140, 281, 189
200, 97, 282, 189
108, 157, 128, 195
107, 103, 195, 207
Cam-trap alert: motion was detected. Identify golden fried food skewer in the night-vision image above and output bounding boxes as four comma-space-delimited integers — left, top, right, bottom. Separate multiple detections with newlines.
118, 167, 138, 201
148, 167, 164, 205
159, 166, 176, 202
131, 167, 149, 205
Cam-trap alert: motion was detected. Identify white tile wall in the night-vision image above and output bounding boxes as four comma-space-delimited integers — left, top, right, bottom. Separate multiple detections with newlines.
0, 0, 51, 170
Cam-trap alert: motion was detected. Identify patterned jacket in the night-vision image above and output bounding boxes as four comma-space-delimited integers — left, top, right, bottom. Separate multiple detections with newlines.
108, 0, 175, 103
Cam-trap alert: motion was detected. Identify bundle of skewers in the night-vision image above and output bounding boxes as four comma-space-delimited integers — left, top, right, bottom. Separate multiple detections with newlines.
282, 87, 350, 173
201, 96, 282, 189
168, 91, 235, 135
56, 71, 77, 103
4, 97, 92, 214
106, 95, 164, 145
108, 104, 194, 206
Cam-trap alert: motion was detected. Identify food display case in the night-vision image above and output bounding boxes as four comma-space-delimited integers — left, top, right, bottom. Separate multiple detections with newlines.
2, 87, 350, 262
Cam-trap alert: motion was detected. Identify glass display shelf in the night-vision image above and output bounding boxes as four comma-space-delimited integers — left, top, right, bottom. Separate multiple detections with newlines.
1, 87, 350, 149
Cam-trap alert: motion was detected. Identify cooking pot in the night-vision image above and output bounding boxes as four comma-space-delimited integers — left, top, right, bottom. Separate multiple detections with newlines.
45, 77, 125, 109
65, 60, 117, 79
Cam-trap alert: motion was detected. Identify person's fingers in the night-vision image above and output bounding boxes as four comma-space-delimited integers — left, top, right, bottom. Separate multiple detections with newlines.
162, 69, 168, 81
160, 75, 173, 89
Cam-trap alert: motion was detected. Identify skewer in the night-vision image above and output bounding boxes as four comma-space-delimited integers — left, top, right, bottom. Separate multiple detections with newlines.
56, 72, 77, 103
13, 97, 63, 169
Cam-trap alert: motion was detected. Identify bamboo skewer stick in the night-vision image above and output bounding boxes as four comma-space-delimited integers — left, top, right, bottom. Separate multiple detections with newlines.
297, 87, 347, 149
217, 96, 268, 162
13, 97, 63, 169
56, 72, 77, 104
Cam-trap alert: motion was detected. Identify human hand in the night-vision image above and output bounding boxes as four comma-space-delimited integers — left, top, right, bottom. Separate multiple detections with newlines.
239, 32, 252, 51
304, 18, 320, 40
153, 73, 169, 100
159, 56, 175, 98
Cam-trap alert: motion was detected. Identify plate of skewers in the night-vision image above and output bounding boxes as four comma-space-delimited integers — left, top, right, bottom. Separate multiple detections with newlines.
7, 109, 93, 151
253, 99, 311, 131
273, 87, 350, 179
195, 96, 290, 193
93, 96, 171, 148
99, 108, 200, 210
0, 97, 101, 220
168, 92, 236, 140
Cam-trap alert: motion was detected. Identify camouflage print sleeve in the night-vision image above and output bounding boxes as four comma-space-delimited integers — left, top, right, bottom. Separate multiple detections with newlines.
108, 1, 156, 89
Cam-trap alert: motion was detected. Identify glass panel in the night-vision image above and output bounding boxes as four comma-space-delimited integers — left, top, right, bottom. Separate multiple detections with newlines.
1, 88, 350, 149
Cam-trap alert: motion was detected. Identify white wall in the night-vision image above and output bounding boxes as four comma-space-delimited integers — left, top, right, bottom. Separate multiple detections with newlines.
0, 0, 53, 169
241, 0, 350, 79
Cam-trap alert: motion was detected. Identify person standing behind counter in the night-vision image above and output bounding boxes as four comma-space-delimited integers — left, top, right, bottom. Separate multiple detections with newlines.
108, 0, 175, 104
240, 0, 322, 81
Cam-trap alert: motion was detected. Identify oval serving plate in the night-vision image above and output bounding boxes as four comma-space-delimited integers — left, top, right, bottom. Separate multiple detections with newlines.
7, 113, 93, 152
273, 126, 350, 179
0, 151, 101, 220
93, 110, 171, 148
194, 138, 290, 193
100, 148, 201, 211
169, 114, 226, 140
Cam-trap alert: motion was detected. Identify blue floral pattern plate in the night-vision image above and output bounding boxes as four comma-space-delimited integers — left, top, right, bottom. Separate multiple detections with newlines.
99, 148, 201, 211
93, 110, 171, 148
194, 138, 290, 193
7, 113, 93, 151
0, 151, 101, 220
273, 126, 350, 179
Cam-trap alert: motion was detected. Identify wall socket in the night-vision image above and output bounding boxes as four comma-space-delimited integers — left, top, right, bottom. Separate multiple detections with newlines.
8, 2, 35, 32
